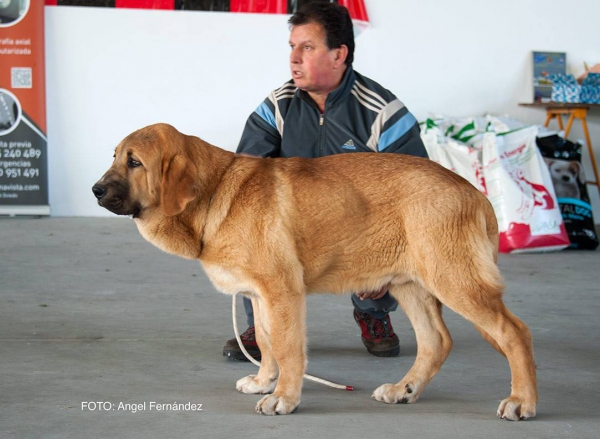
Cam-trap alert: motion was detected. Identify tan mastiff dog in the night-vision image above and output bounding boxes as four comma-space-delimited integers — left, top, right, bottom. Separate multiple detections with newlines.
92, 123, 537, 420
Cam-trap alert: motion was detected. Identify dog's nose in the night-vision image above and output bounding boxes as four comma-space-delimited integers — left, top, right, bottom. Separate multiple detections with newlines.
92, 184, 107, 200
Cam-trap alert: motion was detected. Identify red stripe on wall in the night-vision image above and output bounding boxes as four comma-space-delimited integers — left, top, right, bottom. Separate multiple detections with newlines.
115, 0, 175, 9
230, 0, 287, 14
340, 0, 368, 22
43, 0, 369, 24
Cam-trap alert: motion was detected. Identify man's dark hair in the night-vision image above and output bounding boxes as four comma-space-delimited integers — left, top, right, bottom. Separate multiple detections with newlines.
288, 1, 355, 66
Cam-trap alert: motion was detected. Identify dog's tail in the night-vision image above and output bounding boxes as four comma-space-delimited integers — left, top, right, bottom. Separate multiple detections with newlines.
488, 215, 500, 263
464, 208, 507, 356
477, 207, 502, 287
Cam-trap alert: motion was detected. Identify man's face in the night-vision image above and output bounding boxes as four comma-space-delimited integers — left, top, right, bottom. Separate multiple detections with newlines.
289, 22, 346, 96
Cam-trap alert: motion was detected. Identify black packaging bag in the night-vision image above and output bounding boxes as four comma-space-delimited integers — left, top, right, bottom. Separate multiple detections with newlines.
537, 134, 599, 250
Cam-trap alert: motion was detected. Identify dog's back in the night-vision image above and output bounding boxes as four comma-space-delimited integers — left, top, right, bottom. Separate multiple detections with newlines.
241, 153, 500, 295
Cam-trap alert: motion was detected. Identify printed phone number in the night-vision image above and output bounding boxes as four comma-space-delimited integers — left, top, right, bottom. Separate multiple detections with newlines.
0, 168, 39, 178
1, 148, 42, 159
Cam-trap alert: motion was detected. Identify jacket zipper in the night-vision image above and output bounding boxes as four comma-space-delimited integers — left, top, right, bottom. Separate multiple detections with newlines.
318, 113, 325, 156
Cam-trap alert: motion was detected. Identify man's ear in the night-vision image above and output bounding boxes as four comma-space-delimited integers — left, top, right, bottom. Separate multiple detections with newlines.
334, 45, 348, 68
161, 155, 197, 216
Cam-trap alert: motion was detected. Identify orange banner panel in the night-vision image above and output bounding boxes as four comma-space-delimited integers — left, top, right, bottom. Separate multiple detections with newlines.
0, 0, 49, 214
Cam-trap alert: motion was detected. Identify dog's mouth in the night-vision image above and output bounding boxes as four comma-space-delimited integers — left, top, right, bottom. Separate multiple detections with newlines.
97, 197, 141, 218
93, 180, 141, 218
130, 205, 142, 219
101, 199, 142, 219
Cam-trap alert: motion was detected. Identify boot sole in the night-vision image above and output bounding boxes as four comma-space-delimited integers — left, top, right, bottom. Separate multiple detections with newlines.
366, 346, 400, 357
223, 348, 261, 362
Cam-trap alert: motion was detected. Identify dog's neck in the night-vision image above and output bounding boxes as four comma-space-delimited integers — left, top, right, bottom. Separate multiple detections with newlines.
136, 144, 236, 260
135, 210, 203, 259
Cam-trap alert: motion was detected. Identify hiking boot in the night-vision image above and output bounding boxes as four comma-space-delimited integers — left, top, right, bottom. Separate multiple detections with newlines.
223, 326, 261, 361
353, 310, 400, 357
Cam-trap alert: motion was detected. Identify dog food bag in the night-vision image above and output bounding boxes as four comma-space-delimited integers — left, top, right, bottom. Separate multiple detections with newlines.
421, 120, 486, 194
443, 140, 487, 194
482, 127, 570, 253
421, 122, 454, 170
537, 134, 599, 250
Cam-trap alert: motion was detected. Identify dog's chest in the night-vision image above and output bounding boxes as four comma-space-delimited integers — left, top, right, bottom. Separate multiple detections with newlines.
201, 262, 256, 296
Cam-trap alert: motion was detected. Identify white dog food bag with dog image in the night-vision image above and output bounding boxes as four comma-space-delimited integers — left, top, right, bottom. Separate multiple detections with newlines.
482, 126, 570, 253
537, 134, 599, 250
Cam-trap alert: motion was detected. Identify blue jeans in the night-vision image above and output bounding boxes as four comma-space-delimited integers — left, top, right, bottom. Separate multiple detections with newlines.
242, 293, 398, 327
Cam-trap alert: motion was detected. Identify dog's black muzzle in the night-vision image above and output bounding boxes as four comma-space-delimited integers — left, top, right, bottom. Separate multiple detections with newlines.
92, 178, 140, 217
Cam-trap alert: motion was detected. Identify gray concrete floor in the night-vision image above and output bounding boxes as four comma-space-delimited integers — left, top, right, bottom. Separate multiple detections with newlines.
1, 217, 599, 439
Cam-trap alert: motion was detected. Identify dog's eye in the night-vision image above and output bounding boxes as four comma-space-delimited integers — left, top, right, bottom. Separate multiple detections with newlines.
127, 157, 142, 168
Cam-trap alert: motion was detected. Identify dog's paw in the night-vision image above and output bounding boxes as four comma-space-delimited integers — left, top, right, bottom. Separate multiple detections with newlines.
236, 375, 277, 395
255, 393, 300, 415
497, 396, 536, 421
372, 382, 419, 404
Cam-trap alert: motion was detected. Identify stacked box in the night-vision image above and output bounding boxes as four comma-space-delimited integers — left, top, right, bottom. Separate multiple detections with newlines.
580, 73, 600, 104
550, 74, 581, 103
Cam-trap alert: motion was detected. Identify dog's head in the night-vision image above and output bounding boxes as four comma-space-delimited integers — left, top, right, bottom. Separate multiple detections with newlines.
547, 160, 583, 185
92, 123, 198, 219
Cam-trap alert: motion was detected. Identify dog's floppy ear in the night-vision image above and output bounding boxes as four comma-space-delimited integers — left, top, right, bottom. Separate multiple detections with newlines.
161, 155, 197, 216
570, 161, 585, 184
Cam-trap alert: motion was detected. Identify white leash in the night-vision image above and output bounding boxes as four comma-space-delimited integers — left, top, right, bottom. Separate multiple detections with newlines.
232, 294, 353, 391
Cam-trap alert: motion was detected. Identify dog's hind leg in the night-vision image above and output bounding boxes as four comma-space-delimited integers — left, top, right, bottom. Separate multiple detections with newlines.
236, 296, 278, 395
431, 276, 537, 420
476, 305, 537, 420
373, 282, 453, 404
473, 324, 505, 356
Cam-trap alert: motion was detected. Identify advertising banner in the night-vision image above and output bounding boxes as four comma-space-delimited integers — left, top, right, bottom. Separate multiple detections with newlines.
45, 0, 369, 29
0, 0, 49, 216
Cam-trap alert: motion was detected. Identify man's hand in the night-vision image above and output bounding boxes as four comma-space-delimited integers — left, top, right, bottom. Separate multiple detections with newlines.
356, 284, 389, 301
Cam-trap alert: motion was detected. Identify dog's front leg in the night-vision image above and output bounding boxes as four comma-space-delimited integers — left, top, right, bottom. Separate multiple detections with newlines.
254, 290, 306, 415
236, 296, 278, 395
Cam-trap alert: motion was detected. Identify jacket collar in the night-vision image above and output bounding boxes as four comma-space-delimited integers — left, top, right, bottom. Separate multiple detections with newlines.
296, 65, 355, 111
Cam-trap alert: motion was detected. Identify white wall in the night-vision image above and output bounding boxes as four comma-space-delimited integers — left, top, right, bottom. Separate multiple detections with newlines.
44, 0, 600, 218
